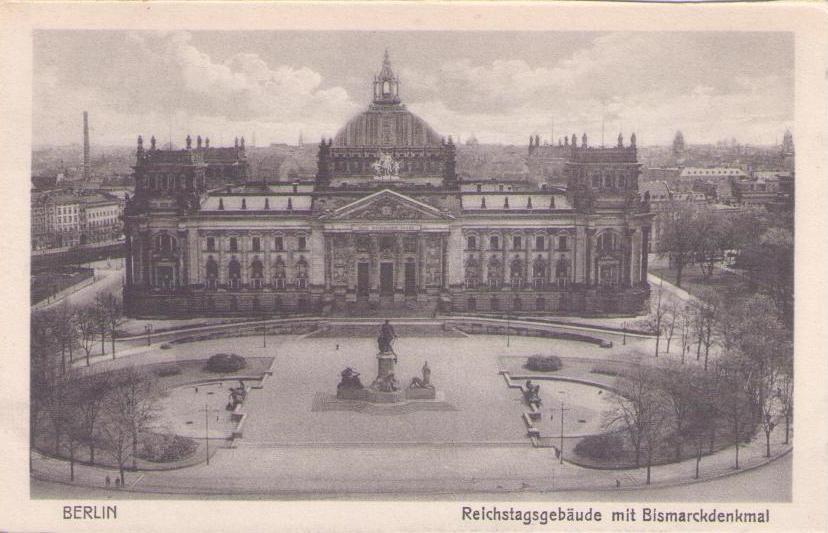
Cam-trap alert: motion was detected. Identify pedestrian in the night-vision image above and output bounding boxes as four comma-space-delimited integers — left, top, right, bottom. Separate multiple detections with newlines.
336, 344, 340, 350
105, 475, 110, 488
195, 386, 198, 393
616, 479, 621, 489
115, 477, 120, 488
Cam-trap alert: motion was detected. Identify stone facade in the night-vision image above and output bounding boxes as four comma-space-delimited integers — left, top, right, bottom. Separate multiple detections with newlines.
124, 53, 652, 318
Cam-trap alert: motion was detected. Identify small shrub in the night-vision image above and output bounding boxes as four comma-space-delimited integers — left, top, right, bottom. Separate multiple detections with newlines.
154, 365, 182, 377
525, 355, 562, 372
204, 353, 247, 373
574, 433, 626, 461
591, 363, 623, 377
138, 433, 198, 463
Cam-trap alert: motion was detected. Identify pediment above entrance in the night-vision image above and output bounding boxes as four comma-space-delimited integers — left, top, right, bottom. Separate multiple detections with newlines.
320, 189, 454, 221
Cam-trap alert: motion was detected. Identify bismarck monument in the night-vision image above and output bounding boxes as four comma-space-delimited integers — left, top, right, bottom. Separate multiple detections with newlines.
337, 320, 437, 403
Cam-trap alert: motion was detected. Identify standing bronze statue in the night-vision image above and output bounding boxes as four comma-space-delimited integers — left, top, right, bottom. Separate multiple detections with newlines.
377, 319, 397, 354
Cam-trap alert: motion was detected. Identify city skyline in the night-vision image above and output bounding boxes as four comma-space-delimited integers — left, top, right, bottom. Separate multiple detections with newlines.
34, 31, 794, 147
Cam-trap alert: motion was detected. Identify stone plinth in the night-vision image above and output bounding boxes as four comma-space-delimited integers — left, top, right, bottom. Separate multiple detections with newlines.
375, 352, 396, 380
365, 389, 406, 403
336, 387, 368, 401
405, 387, 436, 400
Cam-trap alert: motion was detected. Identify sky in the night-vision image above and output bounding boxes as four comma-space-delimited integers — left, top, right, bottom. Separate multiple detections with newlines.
33, 30, 794, 148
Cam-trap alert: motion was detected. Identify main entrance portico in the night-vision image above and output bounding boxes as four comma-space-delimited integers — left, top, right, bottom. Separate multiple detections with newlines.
321, 189, 454, 305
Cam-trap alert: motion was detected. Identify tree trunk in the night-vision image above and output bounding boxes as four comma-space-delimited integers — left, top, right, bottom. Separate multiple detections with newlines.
708, 426, 716, 454
119, 466, 125, 486
86, 350, 90, 367
765, 429, 771, 458
695, 444, 702, 479
101, 332, 106, 355
89, 443, 95, 465
675, 261, 684, 288
784, 413, 790, 444
654, 334, 660, 358
132, 432, 138, 470
69, 445, 75, 481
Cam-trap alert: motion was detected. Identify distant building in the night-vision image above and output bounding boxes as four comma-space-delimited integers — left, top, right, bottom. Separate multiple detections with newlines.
527, 135, 569, 187
30, 190, 122, 250
672, 131, 687, 166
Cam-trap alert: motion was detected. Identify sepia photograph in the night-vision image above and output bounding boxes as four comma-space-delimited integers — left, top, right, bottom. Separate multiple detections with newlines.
1, 2, 826, 532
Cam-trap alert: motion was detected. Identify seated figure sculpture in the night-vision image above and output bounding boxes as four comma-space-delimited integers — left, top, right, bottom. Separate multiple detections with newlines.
523, 379, 542, 405
337, 367, 364, 390
409, 361, 434, 389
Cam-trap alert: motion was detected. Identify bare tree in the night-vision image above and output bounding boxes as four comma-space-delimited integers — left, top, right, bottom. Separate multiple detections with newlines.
74, 373, 112, 465
658, 201, 699, 288
657, 362, 700, 460
76, 307, 98, 366
650, 282, 668, 358
664, 301, 679, 355
604, 362, 669, 483
96, 293, 124, 358
108, 366, 160, 471
678, 305, 693, 364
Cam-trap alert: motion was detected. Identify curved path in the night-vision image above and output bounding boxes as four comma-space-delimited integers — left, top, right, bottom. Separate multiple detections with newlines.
36, 321, 791, 499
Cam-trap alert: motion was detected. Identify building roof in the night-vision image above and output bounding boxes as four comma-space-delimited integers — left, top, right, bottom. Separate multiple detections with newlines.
200, 195, 312, 212
680, 167, 746, 178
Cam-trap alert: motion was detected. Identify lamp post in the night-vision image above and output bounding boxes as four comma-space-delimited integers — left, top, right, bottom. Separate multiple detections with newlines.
506, 314, 511, 347
144, 324, 153, 346
622, 321, 627, 346
204, 402, 210, 465
557, 391, 570, 465
262, 317, 267, 348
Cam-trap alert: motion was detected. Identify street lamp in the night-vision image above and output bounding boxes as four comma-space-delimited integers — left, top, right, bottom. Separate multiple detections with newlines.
622, 321, 627, 345
204, 402, 210, 465
556, 391, 570, 465
262, 317, 267, 348
144, 324, 153, 346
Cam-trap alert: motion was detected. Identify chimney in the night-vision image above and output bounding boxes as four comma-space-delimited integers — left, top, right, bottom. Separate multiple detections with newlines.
83, 111, 90, 181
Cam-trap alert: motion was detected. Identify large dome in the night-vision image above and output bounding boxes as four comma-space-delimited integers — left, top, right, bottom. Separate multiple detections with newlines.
333, 51, 443, 148
333, 106, 443, 148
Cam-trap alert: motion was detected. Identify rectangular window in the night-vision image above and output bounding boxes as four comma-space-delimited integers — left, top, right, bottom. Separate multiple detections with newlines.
535, 236, 545, 250
229, 237, 238, 252
206, 237, 215, 252
252, 237, 261, 252
274, 236, 284, 251
297, 236, 307, 250
558, 236, 568, 251
490, 236, 500, 250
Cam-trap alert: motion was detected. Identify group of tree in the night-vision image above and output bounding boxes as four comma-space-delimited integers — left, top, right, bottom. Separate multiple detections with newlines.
602, 294, 792, 483
31, 294, 124, 370
30, 357, 159, 485
658, 202, 793, 325
30, 297, 153, 485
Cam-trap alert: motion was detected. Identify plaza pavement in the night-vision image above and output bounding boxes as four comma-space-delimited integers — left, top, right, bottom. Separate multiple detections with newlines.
35, 331, 791, 499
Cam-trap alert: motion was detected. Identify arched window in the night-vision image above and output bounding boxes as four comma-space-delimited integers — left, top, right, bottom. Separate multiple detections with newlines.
295, 257, 308, 289
465, 257, 480, 289
535, 296, 546, 312
467, 236, 477, 250
490, 296, 500, 312
532, 257, 547, 288
154, 233, 176, 254
535, 236, 545, 250
510, 257, 524, 287
250, 258, 264, 289
228, 257, 241, 289
556, 257, 570, 287
490, 235, 500, 250
205, 256, 218, 290
273, 256, 286, 290
597, 231, 620, 252
487, 257, 502, 289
